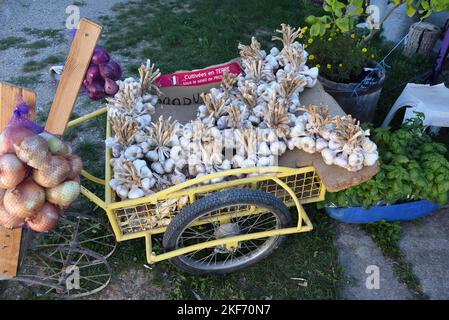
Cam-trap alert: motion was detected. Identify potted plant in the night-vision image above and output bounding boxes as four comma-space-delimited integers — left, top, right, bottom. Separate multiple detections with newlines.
320, 113, 449, 223
303, 0, 385, 123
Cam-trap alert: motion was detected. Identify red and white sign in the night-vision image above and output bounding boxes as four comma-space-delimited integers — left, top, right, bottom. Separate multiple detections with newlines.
156, 62, 242, 88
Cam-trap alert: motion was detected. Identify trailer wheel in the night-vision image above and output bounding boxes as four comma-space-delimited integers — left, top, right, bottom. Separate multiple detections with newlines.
163, 189, 292, 275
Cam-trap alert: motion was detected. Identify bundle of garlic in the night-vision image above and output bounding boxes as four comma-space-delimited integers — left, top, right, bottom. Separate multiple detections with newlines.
106, 59, 160, 129
320, 115, 378, 172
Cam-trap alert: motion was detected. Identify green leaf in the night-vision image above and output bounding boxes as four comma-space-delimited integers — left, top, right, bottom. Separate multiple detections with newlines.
406, 5, 417, 17
324, 5, 332, 12
335, 17, 350, 32
305, 15, 317, 24
310, 23, 321, 37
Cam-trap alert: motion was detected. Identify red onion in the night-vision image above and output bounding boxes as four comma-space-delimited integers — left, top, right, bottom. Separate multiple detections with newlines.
99, 60, 122, 81
84, 64, 101, 85
104, 78, 119, 96
91, 46, 110, 65
27, 202, 59, 232
86, 81, 105, 101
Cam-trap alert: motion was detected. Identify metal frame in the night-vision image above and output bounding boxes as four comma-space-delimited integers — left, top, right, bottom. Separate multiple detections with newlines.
67, 108, 326, 264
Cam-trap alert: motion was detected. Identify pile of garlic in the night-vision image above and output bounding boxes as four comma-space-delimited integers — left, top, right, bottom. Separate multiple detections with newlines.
106, 24, 379, 204
192, 24, 378, 172
106, 60, 185, 200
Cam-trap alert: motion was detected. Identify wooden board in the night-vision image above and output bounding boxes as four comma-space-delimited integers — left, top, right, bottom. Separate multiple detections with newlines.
45, 19, 102, 135
0, 83, 36, 278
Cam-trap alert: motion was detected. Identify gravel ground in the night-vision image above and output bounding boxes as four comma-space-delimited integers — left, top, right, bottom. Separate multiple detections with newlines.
0, 0, 123, 117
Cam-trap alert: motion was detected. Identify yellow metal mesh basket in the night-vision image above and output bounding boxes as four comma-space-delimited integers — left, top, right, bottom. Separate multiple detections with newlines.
110, 167, 323, 238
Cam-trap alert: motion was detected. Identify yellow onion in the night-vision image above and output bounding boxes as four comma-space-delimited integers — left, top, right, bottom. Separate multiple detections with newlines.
14, 135, 51, 169
0, 202, 25, 229
0, 153, 27, 189
66, 155, 83, 180
0, 126, 35, 155
26, 202, 59, 232
4, 180, 45, 218
39, 132, 70, 156
32, 155, 71, 188
45, 180, 80, 209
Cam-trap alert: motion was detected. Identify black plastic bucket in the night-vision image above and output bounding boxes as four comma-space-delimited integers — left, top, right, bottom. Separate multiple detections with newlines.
318, 63, 386, 123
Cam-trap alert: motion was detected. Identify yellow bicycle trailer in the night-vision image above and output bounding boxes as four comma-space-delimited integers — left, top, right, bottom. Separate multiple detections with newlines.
70, 106, 326, 274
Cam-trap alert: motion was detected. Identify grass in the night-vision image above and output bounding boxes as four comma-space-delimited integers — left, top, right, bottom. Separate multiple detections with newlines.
102, 0, 322, 75
161, 207, 343, 299
24, 50, 39, 57
22, 55, 64, 72
8, 74, 42, 88
0, 36, 26, 50
364, 221, 426, 299
22, 28, 64, 42
20, 39, 51, 50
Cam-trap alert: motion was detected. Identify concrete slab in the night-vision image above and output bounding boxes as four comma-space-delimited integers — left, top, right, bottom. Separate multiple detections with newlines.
399, 206, 449, 300
335, 223, 412, 300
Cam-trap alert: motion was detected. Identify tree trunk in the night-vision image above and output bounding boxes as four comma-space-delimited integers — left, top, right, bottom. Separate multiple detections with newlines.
403, 22, 441, 58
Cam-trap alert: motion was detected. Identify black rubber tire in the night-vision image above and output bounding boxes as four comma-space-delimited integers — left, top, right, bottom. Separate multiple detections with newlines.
163, 189, 292, 275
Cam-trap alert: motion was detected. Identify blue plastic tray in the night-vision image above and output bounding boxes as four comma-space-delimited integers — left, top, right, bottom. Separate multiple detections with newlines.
325, 200, 439, 224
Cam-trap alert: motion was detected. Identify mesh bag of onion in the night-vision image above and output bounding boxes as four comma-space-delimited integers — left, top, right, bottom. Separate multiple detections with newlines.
0, 99, 82, 232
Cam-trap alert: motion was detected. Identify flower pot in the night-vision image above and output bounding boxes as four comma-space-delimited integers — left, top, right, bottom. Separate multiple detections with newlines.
325, 200, 439, 224
318, 62, 385, 123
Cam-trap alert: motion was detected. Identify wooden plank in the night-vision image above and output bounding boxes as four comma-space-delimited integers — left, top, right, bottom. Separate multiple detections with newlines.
0, 82, 36, 278
45, 18, 102, 135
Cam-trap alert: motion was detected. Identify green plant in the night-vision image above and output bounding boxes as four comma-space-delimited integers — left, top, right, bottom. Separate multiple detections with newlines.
326, 113, 449, 208
306, 0, 364, 37
306, 0, 449, 42
304, 30, 375, 82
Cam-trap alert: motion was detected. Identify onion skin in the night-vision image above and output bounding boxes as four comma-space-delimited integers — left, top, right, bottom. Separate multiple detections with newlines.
86, 81, 105, 101
91, 46, 110, 65
0, 126, 35, 155
14, 135, 51, 169
39, 132, 70, 156
84, 64, 101, 85
0, 202, 24, 229
66, 155, 83, 180
4, 180, 46, 218
45, 180, 80, 209
32, 156, 71, 188
26, 202, 59, 232
104, 78, 119, 96
99, 61, 121, 81
0, 153, 27, 189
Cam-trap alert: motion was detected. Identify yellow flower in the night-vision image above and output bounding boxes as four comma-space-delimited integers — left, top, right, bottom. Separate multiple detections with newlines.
326, 64, 332, 69
301, 26, 308, 33
371, 54, 375, 59
362, 47, 368, 53
328, 37, 332, 41
338, 63, 343, 68
308, 54, 315, 60
325, 23, 331, 29
298, 33, 304, 39
316, 64, 321, 68
308, 38, 314, 44
304, 44, 308, 48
